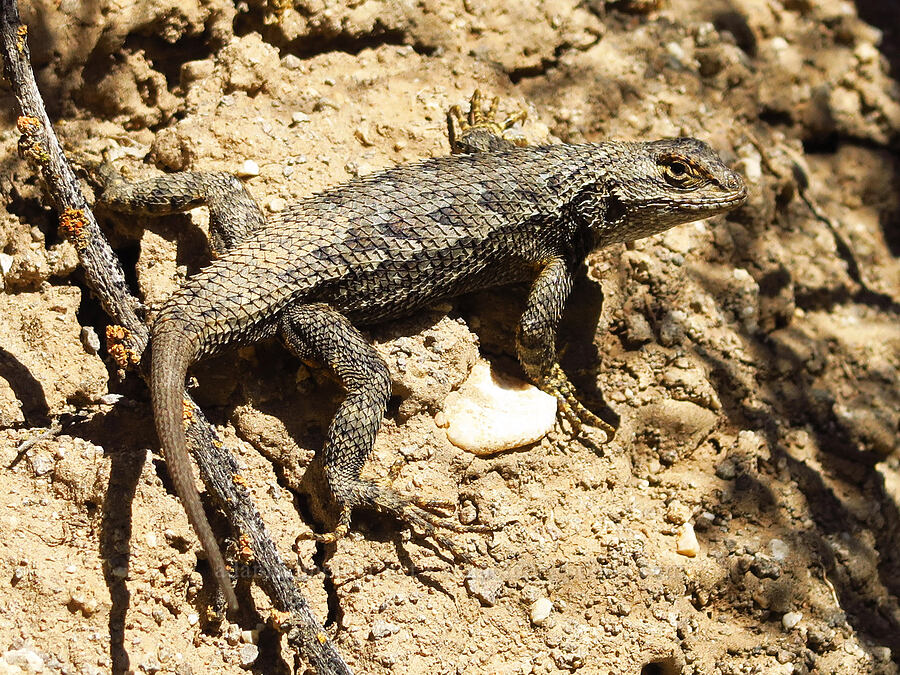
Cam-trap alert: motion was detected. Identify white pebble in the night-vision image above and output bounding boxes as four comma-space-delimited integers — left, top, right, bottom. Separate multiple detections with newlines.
187, 613, 199, 626
238, 644, 258, 666
237, 160, 259, 177
666, 42, 685, 60
441, 360, 556, 455
268, 197, 286, 212
676, 523, 699, 557
530, 597, 553, 626
80, 326, 101, 354
770, 538, 788, 561
0, 252, 13, 275
369, 620, 401, 640
2, 647, 44, 671
782, 611, 802, 630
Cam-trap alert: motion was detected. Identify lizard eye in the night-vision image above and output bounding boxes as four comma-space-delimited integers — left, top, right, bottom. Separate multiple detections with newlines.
661, 158, 697, 187
668, 161, 689, 177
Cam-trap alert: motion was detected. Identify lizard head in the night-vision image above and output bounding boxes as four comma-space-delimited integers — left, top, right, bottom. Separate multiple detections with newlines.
592, 137, 747, 245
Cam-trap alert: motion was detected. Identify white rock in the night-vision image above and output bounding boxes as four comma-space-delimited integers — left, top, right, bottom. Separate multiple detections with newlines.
530, 597, 553, 626
2, 647, 44, 671
440, 360, 556, 455
238, 644, 258, 667
369, 620, 401, 640
676, 523, 699, 557
770, 538, 789, 561
782, 611, 802, 630
0, 252, 14, 275
236, 159, 259, 177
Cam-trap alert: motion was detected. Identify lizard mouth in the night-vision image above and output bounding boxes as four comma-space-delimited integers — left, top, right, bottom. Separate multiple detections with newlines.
688, 190, 748, 210
639, 187, 748, 212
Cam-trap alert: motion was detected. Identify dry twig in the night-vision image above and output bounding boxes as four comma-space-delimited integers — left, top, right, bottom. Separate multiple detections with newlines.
0, 2, 350, 672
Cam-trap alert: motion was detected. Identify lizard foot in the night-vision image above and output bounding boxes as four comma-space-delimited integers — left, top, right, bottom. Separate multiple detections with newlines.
387, 459, 457, 516
447, 89, 528, 153
297, 478, 493, 563
370, 482, 494, 564
296, 506, 352, 545
543, 363, 616, 451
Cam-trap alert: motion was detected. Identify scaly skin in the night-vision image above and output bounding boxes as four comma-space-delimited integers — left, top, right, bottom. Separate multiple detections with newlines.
99, 93, 747, 612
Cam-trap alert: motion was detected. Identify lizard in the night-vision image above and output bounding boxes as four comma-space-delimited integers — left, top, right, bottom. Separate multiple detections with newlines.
95, 91, 748, 613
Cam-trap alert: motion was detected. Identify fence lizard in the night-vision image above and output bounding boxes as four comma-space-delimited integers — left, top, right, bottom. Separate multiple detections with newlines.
96, 91, 747, 612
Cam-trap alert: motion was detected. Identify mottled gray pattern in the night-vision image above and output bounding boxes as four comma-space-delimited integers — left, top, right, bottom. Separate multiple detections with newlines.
99, 102, 747, 613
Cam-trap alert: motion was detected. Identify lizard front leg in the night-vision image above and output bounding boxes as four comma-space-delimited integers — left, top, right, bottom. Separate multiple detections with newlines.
281, 304, 489, 552
96, 166, 266, 256
517, 257, 616, 444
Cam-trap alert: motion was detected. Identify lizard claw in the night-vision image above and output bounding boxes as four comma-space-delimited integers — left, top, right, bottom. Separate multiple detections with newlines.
447, 89, 528, 153
543, 363, 616, 448
297, 476, 494, 564
295, 505, 352, 545
387, 459, 456, 517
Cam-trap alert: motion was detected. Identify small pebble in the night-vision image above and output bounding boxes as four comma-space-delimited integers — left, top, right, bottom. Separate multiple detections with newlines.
0, 252, 13, 275
68, 592, 99, 617
464, 567, 502, 606
530, 597, 553, 626
676, 523, 699, 557
715, 459, 737, 480
369, 620, 401, 640
282, 54, 302, 70
458, 499, 477, 525
770, 538, 789, 561
237, 159, 259, 178
80, 326, 101, 354
749, 553, 781, 579
3, 648, 45, 671
29, 453, 53, 476
782, 611, 802, 630
238, 643, 259, 667
291, 111, 310, 124
665, 500, 691, 525
267, 197, 286, 212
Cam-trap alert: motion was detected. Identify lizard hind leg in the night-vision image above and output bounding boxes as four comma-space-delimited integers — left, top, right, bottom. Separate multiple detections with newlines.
281, 304, 491, 556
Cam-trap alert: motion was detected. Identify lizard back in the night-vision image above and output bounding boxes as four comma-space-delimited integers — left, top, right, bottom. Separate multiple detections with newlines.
160, 142, 615, 353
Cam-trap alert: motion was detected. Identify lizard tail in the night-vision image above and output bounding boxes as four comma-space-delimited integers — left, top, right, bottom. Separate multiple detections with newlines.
150, 323, 239, 612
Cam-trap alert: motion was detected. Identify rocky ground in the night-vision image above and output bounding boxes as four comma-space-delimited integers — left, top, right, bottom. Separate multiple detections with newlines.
1, 0, 899, 673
